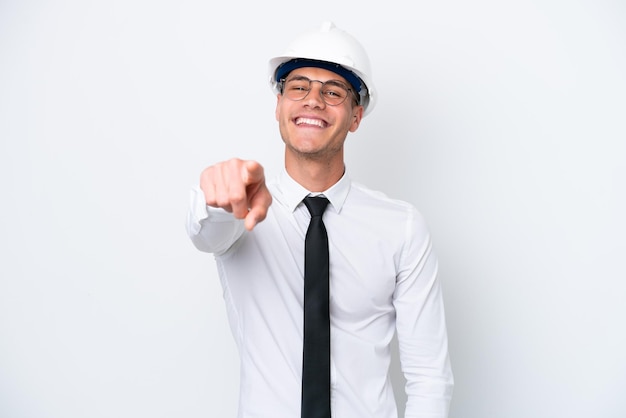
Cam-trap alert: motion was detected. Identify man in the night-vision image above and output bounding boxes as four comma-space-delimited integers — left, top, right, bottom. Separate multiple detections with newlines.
186, 21, 453, 418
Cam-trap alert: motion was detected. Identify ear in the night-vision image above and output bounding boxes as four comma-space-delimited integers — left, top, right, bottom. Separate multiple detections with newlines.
275, 94, 281, 121
348, 105, 364, 132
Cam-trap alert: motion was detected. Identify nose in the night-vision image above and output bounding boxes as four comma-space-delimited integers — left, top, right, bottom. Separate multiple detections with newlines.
303, 80, 327, 108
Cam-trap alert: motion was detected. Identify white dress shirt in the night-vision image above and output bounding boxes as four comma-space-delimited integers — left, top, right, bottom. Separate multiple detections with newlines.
186, 169, 453, 418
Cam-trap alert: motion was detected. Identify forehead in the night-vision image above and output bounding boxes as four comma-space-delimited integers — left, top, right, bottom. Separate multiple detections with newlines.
286, 67, 349, 84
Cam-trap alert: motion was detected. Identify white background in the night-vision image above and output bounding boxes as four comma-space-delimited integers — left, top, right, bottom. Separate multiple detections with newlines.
1, 1, 625, 417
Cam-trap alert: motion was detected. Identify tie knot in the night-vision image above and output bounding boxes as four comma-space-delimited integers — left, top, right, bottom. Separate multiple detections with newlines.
303, 196, 329, 218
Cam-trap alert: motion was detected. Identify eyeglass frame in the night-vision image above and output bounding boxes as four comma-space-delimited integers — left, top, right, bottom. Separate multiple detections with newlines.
278, 75, 361, 107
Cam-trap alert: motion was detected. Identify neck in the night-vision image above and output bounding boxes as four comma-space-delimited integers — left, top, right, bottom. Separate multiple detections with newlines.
285, 153, 345, 192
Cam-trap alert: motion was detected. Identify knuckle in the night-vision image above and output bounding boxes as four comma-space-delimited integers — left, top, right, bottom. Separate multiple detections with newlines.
229, 191, 246, 205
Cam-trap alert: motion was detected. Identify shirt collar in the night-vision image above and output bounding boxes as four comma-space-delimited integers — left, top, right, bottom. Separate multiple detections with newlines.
276, 168, 351, 214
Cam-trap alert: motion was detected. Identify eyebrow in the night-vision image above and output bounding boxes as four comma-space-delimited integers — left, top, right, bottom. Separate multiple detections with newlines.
285, 74, 349, 87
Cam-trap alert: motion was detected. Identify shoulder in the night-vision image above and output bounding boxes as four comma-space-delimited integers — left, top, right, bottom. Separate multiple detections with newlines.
343, 182, 434, 263
348, 181, 423, 219
345, 181, 431, 239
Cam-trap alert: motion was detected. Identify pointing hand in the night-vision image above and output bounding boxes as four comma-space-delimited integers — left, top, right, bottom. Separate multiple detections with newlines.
200, 159, 273, 231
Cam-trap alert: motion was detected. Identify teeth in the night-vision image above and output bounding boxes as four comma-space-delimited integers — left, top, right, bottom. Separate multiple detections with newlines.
296, 117, 324, 128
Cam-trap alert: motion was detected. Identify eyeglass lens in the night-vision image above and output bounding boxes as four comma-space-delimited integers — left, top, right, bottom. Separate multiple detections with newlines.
282, 77, 352, 106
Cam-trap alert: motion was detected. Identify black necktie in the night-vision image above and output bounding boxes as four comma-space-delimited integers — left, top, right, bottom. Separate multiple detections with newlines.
301, 196, 331, 418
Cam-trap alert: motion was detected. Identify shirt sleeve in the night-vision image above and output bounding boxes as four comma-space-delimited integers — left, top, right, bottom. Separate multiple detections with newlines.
393, 207, 454, 418
185, 185, 246, 255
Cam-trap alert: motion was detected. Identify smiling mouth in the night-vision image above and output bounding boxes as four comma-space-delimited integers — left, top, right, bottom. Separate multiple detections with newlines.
295, 117, 327, 128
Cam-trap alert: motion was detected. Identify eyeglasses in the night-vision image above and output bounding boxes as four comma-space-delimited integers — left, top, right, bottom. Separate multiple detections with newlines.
279, 76, 356, 106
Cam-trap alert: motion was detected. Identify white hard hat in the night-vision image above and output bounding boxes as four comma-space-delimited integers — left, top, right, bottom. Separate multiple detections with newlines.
268, 21, 376, 116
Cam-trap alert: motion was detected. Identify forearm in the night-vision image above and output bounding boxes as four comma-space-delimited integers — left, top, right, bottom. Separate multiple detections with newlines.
397, 267, 454, 417
186, 185, 246, 254
401, 337, 454, 418
397, 274, 454, 417
398, 282, 454, 418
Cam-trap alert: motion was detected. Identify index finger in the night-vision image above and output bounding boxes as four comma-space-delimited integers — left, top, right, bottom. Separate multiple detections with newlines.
241, 160, 265, 187
229, 160, 266, 220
